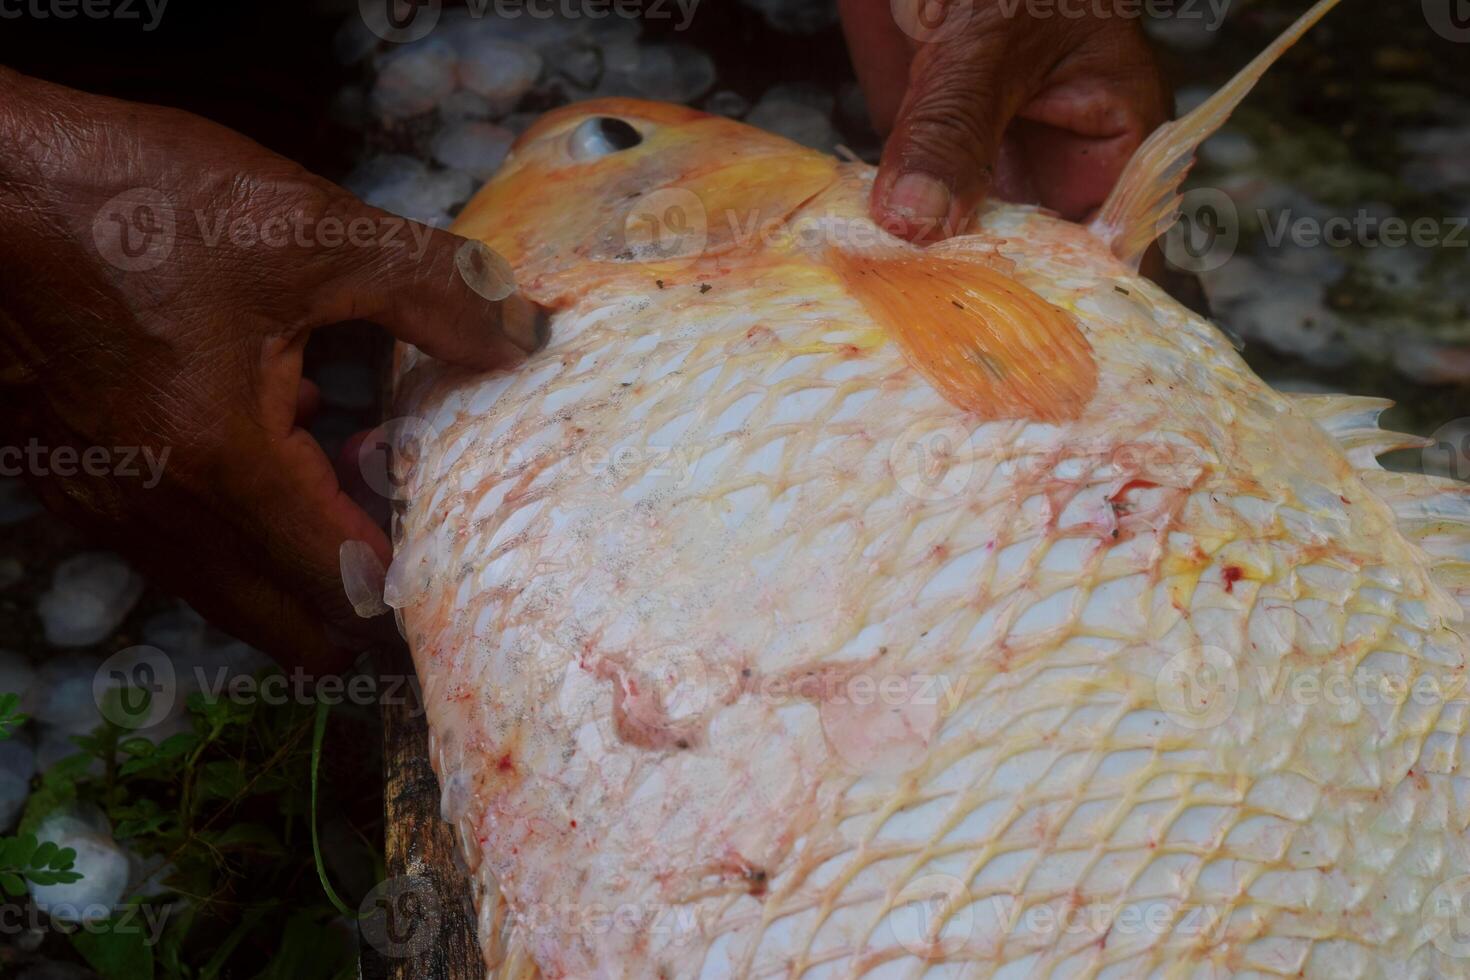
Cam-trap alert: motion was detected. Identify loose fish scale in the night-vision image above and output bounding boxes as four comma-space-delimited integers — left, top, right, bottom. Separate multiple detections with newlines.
392, 203, 1470, 979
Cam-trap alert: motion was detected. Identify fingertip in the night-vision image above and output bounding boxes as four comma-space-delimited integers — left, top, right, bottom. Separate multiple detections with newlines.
872, 167, 978, 244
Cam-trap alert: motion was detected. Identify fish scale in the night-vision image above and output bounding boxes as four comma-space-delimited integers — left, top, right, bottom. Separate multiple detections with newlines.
379, 2, 1470, 975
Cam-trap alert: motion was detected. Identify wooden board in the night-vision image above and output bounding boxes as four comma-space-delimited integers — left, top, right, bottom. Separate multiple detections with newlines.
364, 645, 482, 980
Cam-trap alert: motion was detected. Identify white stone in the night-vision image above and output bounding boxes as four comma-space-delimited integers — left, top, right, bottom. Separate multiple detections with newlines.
746, 99, 838, 151
28, 811, 130, 922
457, 40, 542, 116
626, 44, 715, 103
1202, 128, 1258, 169
32, 654, 103, 729
37, 553, 144, 648
0, 649, 37, 712
0, 735, 35, 830
371, 38, 458, 120
431, 121, 515, 180
705, 90, 750, 118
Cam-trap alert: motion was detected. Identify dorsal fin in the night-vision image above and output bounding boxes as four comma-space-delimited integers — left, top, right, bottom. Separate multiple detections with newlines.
1089, 0, 1344, 269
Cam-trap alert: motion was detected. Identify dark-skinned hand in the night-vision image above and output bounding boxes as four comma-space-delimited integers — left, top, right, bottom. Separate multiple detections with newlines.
840, 0, 1172, 240
0, 68, 537, 672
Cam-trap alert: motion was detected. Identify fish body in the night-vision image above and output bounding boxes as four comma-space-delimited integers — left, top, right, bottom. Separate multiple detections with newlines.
385, 3, 1470, 976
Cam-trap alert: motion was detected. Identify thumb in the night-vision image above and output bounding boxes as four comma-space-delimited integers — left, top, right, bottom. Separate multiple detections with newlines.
312, 206, 549, 370
872, 22, 1027, 243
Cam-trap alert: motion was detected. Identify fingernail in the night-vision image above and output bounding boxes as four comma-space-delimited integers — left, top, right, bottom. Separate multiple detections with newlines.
455, 239, 516, 302
501, 293, 550, 355
340, 539, 389, 618
885, 172, 951, 224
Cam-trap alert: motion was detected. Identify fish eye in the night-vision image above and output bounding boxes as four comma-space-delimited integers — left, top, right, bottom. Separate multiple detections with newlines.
567, 116, 644, 160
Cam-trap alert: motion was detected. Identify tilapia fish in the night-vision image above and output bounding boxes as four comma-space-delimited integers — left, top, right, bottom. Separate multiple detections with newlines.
381, 0, 1470, 975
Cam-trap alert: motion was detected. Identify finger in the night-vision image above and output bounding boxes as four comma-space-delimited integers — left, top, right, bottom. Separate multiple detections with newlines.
838, 0, 914, 134
1010, 29, 1170, 219
308, 204, 549, 371
871, 13, 1028, 243
295, 377, 320, 427
215, 416, 401, 662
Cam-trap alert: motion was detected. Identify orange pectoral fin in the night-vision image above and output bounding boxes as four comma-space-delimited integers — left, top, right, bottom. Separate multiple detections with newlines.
827, 248, 1098, 424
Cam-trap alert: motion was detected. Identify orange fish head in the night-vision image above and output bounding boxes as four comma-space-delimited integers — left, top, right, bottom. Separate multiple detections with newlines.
451, 98, 840, 302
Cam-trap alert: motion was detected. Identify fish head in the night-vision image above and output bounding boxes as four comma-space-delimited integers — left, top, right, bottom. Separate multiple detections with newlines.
453, 98, 841, 303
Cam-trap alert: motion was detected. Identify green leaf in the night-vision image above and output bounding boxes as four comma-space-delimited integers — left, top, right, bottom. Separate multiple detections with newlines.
0, 692, 24, 738
196, 761, 247, 801
0, 872, 25, 895
71, 911, 156, 980
51, 846, 77, 871
119, 737, 155, 757
31, 840, 58, 868
9, 833, 37, 867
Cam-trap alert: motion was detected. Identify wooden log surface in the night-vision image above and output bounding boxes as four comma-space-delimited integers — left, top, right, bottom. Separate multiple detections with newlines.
362, 644, 482, 980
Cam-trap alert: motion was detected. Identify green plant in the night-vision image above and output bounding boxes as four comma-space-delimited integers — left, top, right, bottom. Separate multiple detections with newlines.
0, 833, 81, 897
8, 674, 380, 980
1, 690, 83, 898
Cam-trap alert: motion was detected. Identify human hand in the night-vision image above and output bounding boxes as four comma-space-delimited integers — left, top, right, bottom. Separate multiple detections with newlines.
839, 0, 1171, 241
0, 68, 539, 671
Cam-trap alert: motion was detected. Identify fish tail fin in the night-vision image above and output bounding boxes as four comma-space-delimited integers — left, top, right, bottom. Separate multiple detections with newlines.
827, 247, 1097, 423
1089, 0, 1345, 270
